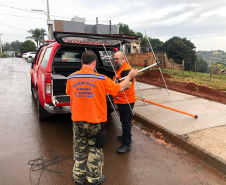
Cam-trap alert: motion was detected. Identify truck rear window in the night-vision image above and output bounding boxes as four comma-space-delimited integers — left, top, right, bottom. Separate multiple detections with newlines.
54, 50, 82, 63
62, 37, 119, 46
99, 50, 115, 67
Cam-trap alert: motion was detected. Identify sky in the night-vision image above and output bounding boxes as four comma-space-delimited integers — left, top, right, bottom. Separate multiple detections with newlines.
0, 0, 226, 51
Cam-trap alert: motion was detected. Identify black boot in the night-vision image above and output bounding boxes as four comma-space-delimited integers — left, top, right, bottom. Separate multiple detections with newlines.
117, 145, 131, 154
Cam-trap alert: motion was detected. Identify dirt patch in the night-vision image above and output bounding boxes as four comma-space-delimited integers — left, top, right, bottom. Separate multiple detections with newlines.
136, 70, 226, 104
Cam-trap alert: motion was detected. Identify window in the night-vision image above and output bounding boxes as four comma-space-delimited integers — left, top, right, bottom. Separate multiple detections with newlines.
62, 37, 122, 46
37, 49, 45, 64
99, 50, 115, 67
41, 47, 53, 67
54, 49, 83, 63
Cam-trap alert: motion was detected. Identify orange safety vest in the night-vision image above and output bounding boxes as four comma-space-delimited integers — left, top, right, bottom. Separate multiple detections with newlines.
66, 66, 120, 123
113, 62, 135, 104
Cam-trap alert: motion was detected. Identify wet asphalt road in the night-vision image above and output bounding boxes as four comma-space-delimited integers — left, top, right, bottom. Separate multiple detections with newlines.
0, 58, 225, 185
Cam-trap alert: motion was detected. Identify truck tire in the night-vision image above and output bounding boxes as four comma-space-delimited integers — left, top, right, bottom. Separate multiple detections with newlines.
31, 79, 34, 93
37, 91, 49, 121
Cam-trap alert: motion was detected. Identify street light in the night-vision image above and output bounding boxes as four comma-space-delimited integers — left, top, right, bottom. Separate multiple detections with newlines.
32, 0, 52, 40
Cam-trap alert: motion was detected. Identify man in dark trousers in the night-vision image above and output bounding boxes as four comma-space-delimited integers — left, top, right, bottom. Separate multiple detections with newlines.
113, 51, 136, 154
66, 50, 138, 185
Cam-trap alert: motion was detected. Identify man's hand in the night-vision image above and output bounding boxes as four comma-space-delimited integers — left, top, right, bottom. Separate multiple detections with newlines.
128, 68, 138, 78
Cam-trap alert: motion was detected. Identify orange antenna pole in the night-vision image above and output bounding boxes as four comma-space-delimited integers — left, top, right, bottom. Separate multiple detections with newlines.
136, 97, 198, 118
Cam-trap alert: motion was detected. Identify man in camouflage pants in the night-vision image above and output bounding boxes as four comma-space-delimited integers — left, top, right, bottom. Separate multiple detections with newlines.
66, 50, 138, 185
72, 121, 103, 185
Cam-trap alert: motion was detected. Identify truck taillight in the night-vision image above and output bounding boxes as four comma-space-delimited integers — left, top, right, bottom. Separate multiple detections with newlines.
45, 76, 51, 96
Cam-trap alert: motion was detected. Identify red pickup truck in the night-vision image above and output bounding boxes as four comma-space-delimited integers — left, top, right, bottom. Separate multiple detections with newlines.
30, 31, 134, 120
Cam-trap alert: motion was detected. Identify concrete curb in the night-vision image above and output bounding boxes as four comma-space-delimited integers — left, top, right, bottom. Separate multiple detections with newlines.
133, 112, 226, 176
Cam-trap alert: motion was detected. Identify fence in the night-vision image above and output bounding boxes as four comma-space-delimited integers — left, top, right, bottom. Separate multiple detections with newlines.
125, 51, 184, 71
166, 61, 184, 71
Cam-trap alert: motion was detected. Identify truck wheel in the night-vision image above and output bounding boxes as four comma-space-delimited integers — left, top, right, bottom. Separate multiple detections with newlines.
37, 92, 49, 121
31, 79, 34, 93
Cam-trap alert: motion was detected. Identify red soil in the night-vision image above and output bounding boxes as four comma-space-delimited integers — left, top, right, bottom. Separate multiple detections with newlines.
136, 70, 226, 104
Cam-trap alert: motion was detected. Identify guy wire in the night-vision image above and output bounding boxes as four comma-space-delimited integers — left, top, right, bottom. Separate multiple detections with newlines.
144, 31, 170, 97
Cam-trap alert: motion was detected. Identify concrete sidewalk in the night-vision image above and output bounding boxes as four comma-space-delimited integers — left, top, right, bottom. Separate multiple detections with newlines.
133, 82, 226, 175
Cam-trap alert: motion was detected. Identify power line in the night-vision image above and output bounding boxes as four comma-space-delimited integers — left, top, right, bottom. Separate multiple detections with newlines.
0, 3, 46, 16
0, 3, 71, 19
0, 22, 28, 31
0, 0, 39, 3
0, 3, 109, 22
2, 33, 29, 36
0, 13, 46, 20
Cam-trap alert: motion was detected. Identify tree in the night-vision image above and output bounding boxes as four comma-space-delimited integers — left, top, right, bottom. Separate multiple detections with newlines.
2, 42, 12, 51
11, 40, 21, 51
163, 36, 196, 71
119, 23, 135, 35
40, 28, 47, 45
135, 32, 164, 51
197, 57, 208, 73
118, 23, 164, 51
26, 28, 47, 47
1, 53, 7, 58
19, 40, 36, 54
140, 37, 149, 48
150, 38, 164, 51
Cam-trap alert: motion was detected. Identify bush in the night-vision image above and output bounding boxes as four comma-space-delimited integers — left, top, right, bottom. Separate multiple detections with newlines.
19, 40, 36, 54
1, 53, 7, 58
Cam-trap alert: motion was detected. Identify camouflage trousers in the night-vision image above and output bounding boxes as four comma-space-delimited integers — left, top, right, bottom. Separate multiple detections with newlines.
72, 121, 104, 184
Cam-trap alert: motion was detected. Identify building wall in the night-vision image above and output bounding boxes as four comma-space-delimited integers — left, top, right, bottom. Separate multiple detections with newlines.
4, 51, 15, 57
53, 20, 119, 34
96, 24, 118, 34
126, 52, 154, 66
63, 21, 85, 32
85, 24, 95, 33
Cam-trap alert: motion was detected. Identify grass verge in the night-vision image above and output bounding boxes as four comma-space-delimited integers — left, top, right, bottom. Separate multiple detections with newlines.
132, 66, 226, 91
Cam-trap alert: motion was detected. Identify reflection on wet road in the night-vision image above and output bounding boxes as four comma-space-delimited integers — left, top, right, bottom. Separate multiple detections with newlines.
0, 58, 225, 185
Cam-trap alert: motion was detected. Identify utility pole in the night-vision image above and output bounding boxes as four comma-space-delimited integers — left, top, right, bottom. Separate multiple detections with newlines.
32, 0, 52, 41
96, 17, 98, 25
109, 20, 111, 34
46, 0, 52, 40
